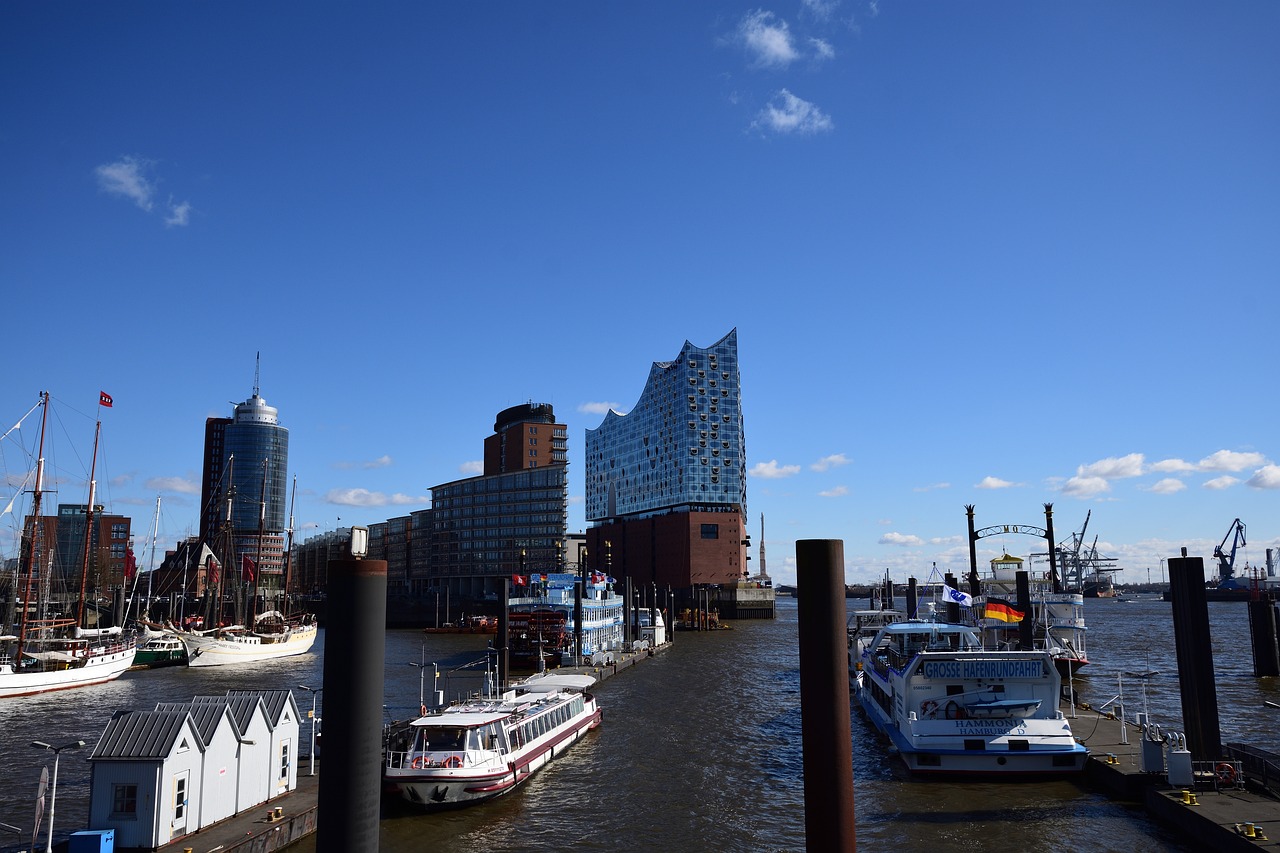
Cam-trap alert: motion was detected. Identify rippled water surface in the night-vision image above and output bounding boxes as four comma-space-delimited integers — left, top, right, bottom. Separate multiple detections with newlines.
3, 595, 1276, 851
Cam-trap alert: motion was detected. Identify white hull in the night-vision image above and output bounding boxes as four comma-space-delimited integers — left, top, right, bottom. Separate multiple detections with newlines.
0, 643, 137, 698
181, 623, 317, 667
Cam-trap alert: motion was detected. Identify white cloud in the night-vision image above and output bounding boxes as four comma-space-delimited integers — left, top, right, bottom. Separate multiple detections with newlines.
802, 0, 840, 21
579, 401, 624, 415
325, 488, 427, 507
750, 459, 801, 479
459, 460, 484, 475
1077, 453, 1145, 480
96, 156, 154, 211
145, 475, 200, 495
1151, 458, 1197, 473
1203, 475, 1240, 490
819, 485, 848, 497
363, 455, 393, 469
880, 532, 924, 547
975, 476, 1014, 490
1247, 464, 1280, 489
1198, 450, 1267, 472
1062, 476, 1111, 497
810, 37, 835, 60
753, 89, 833, 135
1149, 478, 1187, 495
737, 10, 799, 67
165, 199, 192, 227
810, 453, 850, 472
912, 482, 950, 492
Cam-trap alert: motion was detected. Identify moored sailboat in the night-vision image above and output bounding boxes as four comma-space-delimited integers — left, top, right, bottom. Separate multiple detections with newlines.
0, 392, 137, 698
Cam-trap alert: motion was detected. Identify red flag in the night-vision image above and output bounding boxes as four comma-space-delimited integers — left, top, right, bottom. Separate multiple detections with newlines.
512, 574, 527, 586
242, 555, 256, 582
124, 548, 137, 581
206, 557, 220, 585
99, 391, 113, 407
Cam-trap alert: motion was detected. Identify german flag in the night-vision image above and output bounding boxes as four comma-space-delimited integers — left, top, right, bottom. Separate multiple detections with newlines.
984, 598, 1025, 623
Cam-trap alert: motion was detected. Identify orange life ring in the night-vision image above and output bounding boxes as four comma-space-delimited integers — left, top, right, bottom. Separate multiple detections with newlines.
444, 755, 462, 769
420, 704, 427, 716
410, 756, 426, 769
1215, 762, 1238, 785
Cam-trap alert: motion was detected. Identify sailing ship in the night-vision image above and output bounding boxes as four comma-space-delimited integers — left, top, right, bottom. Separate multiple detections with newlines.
170, 466, 317, 667
0, 392, 137, 697
508, 572, 624, 669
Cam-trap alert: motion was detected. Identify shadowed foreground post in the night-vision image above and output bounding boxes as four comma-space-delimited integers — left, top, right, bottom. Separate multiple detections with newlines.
317, 556, 387, 853
797, 539, 856, 851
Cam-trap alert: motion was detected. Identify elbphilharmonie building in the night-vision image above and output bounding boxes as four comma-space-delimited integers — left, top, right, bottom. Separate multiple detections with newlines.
584, 329, 748, 589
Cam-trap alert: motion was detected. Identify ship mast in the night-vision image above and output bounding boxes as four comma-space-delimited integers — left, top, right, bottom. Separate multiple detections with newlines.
76, 418, 101, 628
16, 391, 50, 665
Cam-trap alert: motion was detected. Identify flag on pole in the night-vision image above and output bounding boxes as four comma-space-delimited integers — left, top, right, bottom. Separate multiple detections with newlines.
512, 574, 528, 586
942, 584, 974, 608
99, 391, 113, 407
242, 555, 256, 582
124, 547, 137, 581
983, 597, 1025, 623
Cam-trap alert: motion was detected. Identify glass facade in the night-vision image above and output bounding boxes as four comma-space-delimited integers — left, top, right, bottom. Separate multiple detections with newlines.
585, 329, 747, 522
429, 466, 569, 576
222, 394, 289, 533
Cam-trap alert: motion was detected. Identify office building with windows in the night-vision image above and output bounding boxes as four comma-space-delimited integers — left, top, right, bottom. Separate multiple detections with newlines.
584, 329, 748, 591
198, 386, 290, 590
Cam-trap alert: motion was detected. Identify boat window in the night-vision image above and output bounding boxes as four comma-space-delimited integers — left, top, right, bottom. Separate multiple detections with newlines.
1009, 740, 1030, 752
425, 727, 466, 751
946, 685, 964, 696
964, 740, 986, 751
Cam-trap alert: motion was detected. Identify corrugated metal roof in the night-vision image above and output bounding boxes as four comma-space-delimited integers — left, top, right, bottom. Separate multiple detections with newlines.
229, 689, 293, 725
154, 700, 242, 743
90, 709, 202, 760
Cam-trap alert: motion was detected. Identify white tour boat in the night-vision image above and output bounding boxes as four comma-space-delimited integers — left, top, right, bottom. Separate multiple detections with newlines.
179, 610, 318, 667
383, 672, 601, 809
855, 619, 1087, 775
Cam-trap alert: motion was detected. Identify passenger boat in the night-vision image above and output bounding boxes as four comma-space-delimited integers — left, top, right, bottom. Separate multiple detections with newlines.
974, 553, 1088, 677
130, 630, 188, 669
1, 392, 137, 698
855, 619, 1088, 775
508, 572, 624, 668
846, 607, 903, 687
383, 672, 602, 809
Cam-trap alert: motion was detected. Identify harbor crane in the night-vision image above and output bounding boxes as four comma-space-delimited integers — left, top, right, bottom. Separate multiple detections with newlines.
1213, 518, 1247, 586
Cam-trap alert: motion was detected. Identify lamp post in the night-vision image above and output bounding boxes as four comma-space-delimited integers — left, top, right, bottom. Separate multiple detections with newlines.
31, 739, 85, 853
297, 685, 321, 776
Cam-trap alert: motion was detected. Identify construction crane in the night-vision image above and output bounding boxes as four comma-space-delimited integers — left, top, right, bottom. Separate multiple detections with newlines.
1212, 518, 1247, 586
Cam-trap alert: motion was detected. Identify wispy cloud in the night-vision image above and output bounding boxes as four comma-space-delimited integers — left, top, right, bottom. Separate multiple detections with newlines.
819, 485, 848, 497
1077, 453, 1145, 479
325, 488, 426, 507
880, 532, 924, 547
975, 476, 1015, 490
96, 156, 155, 211
145, 475, 200, 495
750, 459, 801, 479
802, 0, 841, 22
1061, 476, 1111, 498
753, 89, 833, 135
1203, 476, 1240, 491
1151, 458, 1197, 473
363, 455, 393, 469
95, 155, 192, 227
737, 10, 800, 68
1198, 450, 1267, 472
913, 482, 950, 492
579, 401, 624, 415
1148, 478, 1187, 494
459, 460, 484, 475
810, 453, 850, 472
810, 37, 835, 60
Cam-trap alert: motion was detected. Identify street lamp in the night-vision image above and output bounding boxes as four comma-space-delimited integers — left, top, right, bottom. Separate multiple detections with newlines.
31, 739, 85, 853
297, 685, 321, 776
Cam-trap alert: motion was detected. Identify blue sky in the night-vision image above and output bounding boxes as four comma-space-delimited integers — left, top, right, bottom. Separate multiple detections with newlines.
3, 2, 1278, 590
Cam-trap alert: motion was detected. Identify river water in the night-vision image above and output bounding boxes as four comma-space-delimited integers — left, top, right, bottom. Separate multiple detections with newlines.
2, 596, 1277, 852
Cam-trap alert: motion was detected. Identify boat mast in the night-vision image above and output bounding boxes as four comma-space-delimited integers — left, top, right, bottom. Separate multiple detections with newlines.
145, 495, 161, 613
250, 457, 268, 624
75, 418, 101, 629
281, 475, 297, 612
16, 391, 51, 665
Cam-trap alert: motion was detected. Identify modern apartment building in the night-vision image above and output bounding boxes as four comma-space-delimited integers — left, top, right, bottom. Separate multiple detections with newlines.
584, 329, 749, 590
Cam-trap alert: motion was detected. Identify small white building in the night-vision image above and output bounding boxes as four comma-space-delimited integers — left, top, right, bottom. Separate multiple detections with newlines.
87, 690, 301, 850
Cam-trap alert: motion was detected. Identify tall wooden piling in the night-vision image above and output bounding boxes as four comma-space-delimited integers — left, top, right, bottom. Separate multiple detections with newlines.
317, 556, 387, 853
907, 577, 918, 619
1248, 595, 1280, 677
796, 539, 856, 852
1167, 553, 1222, 760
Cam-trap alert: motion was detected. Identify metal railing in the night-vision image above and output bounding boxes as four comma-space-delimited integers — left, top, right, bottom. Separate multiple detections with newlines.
1225, 742, 1280, 799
